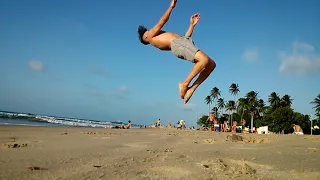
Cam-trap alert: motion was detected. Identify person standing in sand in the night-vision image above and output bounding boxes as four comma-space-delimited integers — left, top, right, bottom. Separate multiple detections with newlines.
137, 0, 216, 104
224, 120, 230, 132
292, 123, 304, 135
177, 119, 185, 129
241, 119, 246, 133
206, 114, 215, 131
213, 119, 219, 132
156, 119, 161, 128
231, 121, 238, 133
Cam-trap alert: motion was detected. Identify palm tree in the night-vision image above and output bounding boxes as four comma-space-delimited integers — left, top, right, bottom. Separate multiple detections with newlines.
210, 87, 220, 116
280, 94, 293, 107
229, 83, 240, 98
238, 98, 249, 120
246, 91, 259, 132
229, 83, 240, 123
217, 98, 225, 115
257, 99, 266, 117
226, 100, 236, 121
311, 94, 320, 118
205, 96, 213, 115
212, 107, 219, 115
246, 91, 258, 104
268, 92, 281, 111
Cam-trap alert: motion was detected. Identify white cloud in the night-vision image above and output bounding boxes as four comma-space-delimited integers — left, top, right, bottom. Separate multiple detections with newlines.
28, 60, 44, 71
242, 48, 259, 61
279, 41, 320, 75
176, 103, 196, 111
292, 41, 314, 53
118, 85, 128, 93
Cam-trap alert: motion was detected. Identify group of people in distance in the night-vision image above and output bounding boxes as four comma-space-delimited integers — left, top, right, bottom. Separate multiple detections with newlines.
204, 113, 305, 135
151, 119, 186, 129
204, 113, 246, 133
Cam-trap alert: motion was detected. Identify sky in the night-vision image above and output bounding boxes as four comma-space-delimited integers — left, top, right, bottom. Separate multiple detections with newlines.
1, 0, 319, 126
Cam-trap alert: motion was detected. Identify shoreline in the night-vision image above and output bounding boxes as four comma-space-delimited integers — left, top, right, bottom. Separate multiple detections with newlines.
1, 126, 320, 180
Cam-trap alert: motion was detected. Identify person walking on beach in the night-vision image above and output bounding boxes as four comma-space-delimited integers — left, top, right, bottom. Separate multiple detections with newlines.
137, 0, 216, 104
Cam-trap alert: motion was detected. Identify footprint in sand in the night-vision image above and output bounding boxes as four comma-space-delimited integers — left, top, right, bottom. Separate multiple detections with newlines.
243, 137, 270, 143
227, 158, 273, 171
225, 134, 270, 143
125, 142, 151, 148
145, 166, 190, 179
304, 136, 320, 142
202, 139, 216, 144
307, 147, 318, 152
197, 159, 228, 172
198, 158, 272, 178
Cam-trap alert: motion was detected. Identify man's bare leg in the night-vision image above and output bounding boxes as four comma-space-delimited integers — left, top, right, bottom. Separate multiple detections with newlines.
178, 51, 210, 99
179, 66, 205, 99
184, 52, 216, 104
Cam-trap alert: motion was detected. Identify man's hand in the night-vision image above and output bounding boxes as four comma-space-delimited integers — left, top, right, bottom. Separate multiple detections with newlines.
170, 0, 177, 8
190, 13, 200, 26
185, 13, 199, 37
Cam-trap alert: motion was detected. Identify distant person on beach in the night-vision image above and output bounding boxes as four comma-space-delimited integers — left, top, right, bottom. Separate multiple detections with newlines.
126, 120, 132, 129
137, 0, 216, 104
292, 124, 304, 135
213, 118, 219, 132
232, 121, 238, 133
224, 120, 230, 132
220, 114, 226, 132
206, 114, 215, 131
156, 119, 161, 127
166, 121, 172, 128
241, 119, 246, 132
177, 119, 185, 129
117, 120, 132, 129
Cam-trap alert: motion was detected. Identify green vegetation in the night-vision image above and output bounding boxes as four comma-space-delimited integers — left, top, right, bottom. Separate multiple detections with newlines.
197, 83, 320, 135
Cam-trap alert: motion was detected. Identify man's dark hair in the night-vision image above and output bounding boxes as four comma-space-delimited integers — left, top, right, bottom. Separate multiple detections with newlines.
138, 25, 149, 45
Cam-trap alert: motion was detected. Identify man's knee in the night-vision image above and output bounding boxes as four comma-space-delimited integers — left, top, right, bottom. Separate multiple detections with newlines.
209, 59, 216, 70
194, 51, 208, 63
194, 51, 216, 70
194, 51, 214, 65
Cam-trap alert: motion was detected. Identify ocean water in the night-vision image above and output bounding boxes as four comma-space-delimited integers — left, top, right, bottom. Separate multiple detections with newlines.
0, 118, 63, 127
0, 117, 125, 128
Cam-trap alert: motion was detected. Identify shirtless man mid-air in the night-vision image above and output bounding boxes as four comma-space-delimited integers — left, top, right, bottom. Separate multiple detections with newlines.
137, 0, 216, 104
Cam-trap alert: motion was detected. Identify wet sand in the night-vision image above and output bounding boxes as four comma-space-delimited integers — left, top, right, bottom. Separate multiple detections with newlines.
0, 125, 320, 180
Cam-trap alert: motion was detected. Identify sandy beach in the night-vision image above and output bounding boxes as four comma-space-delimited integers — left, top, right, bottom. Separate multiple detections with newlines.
0, 126, 320, 180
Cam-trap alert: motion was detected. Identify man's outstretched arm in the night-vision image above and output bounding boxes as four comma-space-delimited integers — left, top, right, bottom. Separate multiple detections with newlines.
185, 13, 200, 37
185, 24, 195, 37
147, 0, 177, 40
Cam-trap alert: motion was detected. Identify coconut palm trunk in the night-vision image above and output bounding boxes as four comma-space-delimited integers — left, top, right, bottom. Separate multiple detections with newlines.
241, 108, 245, 120
229, 83, 240, 126
250, 113, 254, 133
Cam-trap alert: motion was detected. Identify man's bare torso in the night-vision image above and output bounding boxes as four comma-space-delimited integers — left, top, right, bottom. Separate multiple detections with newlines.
150, 31, 181, 50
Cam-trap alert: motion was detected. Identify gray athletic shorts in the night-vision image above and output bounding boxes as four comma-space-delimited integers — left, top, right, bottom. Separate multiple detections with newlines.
170, 36, 200, 63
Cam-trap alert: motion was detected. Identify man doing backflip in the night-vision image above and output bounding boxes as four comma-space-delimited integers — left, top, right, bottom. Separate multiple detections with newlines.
137, 0, 216, 104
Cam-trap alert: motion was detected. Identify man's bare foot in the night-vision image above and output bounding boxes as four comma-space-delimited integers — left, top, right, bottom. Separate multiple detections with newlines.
184, 88, 196, 104
179, 82, 188, 99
